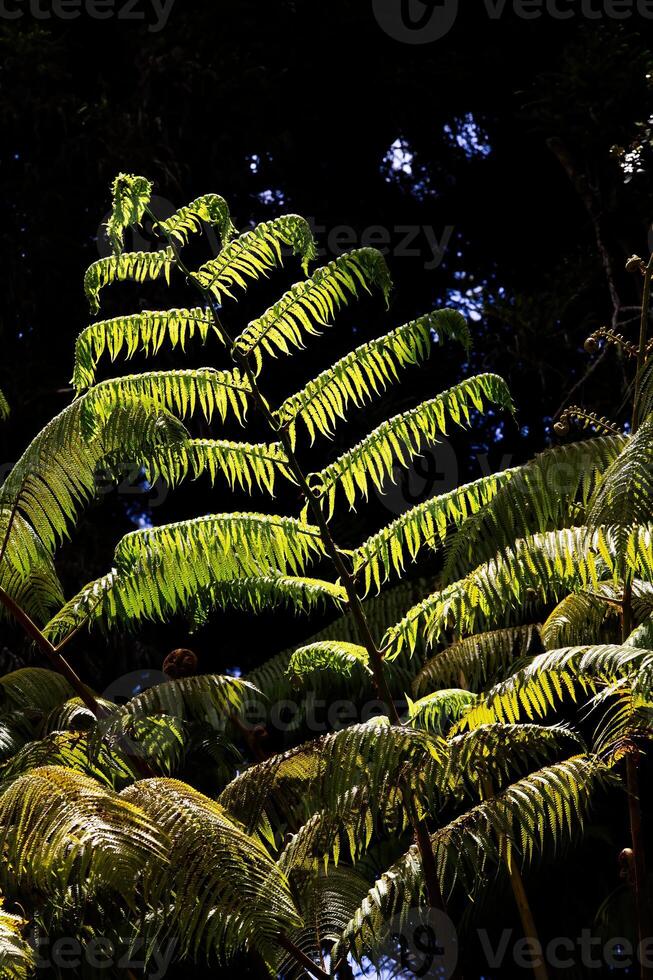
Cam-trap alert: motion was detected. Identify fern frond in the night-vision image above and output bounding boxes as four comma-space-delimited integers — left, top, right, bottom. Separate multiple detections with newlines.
353, 470, 517, 595
0, 395, 191, 551
81, 367, 251, 430
105, 172, 153, 255
406, 689, 476, 734
0, 766, 167, 903
104, 673, 254, 732
309, 373, 514, 518
156, 194, 237, 246
413, 625, 543, 695
589, 416, 653, 534
0, 667, 75, 715
0, 389, 9, 420
457, 644, 653, 731
275, 310, 469, 446
192, 215, 316, 302
337, 755, 605, 967
0, 904, 35, 979
0, 510, 64, 619
45, 569, 345, 643
84, 247, 174, 314
443, 434, 627, 583
121, 778, 301, 959
233, 249, 392, 374
383, 527, 621, 660
287, 641, 372, 682
146, 438, 295, 495
542, 583, 630, 648
72, 307, 219, 393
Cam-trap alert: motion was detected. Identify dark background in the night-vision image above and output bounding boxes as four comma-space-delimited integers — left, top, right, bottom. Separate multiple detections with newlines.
1, 3, 653, 977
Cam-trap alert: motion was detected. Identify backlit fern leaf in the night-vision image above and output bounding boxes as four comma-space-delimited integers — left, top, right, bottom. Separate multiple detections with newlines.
412, 625, 543, 695
81, 367, 251, 430
45, 570, 346, 642
156, 194, 237, 246
383, 527, 622, 660
84, 248, 174, 314
336, 755, 605, 967
121, 778, 301, 960
0, 389, 9, 420
353, 470, 517, 595
233, 249, 392, 374
443, 434, 627, 583
105, 173, 153, 255
457, 645, 653, 731
146, 438, 295, 495
589, 416, 653, 533
0, 903, 35, 979
275, 310, 470, 446
287, 641, 372, 682
192, 215, 316, 302
72, 307, 219, 393
309, 374, 514, 518
406, 689, 477, 734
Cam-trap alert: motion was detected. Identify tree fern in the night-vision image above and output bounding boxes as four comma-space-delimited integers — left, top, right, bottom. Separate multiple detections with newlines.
308, 373, 514, 518
72, 307, 219, 393
233, 249, 392, 373
275, 310, 470, 446
105, 172, 153, 255
191, 214, 316, 302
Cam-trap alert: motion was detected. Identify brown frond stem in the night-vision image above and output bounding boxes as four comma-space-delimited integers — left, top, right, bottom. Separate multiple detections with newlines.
554, 405, 622, 437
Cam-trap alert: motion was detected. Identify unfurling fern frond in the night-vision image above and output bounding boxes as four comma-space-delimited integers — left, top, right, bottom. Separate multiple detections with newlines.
105, 173, 153, 255
412, 625, 543, 695
0, 766, 167, 903
121, 778, 301, 960
336, 755, 605, 968
233, 249, 392, 373
72, 307, 219, 392
275, 310, 469, 446
406, 689, 477, 734
443, 434, 628, 583
192, 215, 316, 302
383, 527, 621, 660
288, 641, 372, 682
146, 439, 295, 495
0, 904, 35, 979
308, 373, 514, 518
84, 248, 174, 314
353, 470, 516, 595
0, 389, 9, 420
156, 194, 237, 246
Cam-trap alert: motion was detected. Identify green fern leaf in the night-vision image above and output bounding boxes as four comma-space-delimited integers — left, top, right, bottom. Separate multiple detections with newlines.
0, 389, 9, 420
309, 373, 514, 519
287, 641, 372, 682
146, 438, 295, 495
275, 310, 469, 446
0, 903, 35, 979
84, 247, 174, 314
105, 172, 153, 255
233, 249, 392, 374
156, 194, 237, 246
192, 215, 316, 302
72, 307, 219, 393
